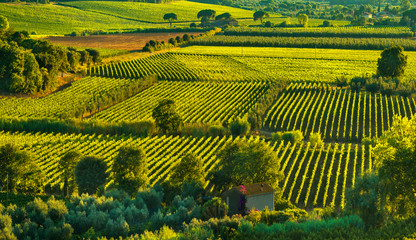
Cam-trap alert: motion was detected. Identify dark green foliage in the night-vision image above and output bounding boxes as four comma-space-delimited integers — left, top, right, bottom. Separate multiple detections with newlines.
152, 99, 183, 135
85, 48, 101, 64
264, 20, 273, 27
377, 45, 407, 78
345, 173, 384, 229
0, 144, 44, 193
163, 13, 177, 28
336, 75, 349, 87
380, 81, 396, 96
197, 9, 216, 20
0, 210, 17, 240
170, 153, 205, 188
208, 125, 227, 137
0, 15, 9, 35
281, 130, 304, 144
364, 77, 381, 93
253, 10, 269, 23
202, 197, 228, 220
113, 146, 148, 196
215, 12, 231, 21
75, 156, 109, 195
210, 140, 283, 193
350, 75, 368, 91
229, 117, 250, 136
135, 188, 163, 215
0, 41, 42, 93
58, 151, 81, 197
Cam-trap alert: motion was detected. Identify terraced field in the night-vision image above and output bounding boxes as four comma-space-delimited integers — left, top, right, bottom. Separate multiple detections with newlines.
0, 131, 371, 209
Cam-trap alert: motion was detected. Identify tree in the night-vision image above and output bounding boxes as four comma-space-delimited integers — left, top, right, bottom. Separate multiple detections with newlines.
0, 41, 43, 94
152, 99, 182, 135
377, 45, 407, 78
345, 173, 385, 228
209, 140, 283, 193
58, 151, 81, 197
376, 0, 385, 12
372, 116, 416, 220
401, 0, 411, 11
197, 9, 216, 25
253, 10, 269, 23
0, 15, 9, 36
170, 153, 205, 187
163, 13, 177, 28
113, 146, 148, 196
75, 156, 108, 195
297, 13, 308, 27
215, 12, 232, 21
0, 144, 44, 193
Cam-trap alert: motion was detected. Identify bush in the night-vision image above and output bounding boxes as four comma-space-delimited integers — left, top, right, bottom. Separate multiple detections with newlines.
75, 156, 109, 195
208, 125, 227, 137
271, 132, 283, 142
202, 198, 228, 220
350, 76, 369, 91
229, 117, 250, 136
380, 81, 396, 96
309, 132, 324, 147
264, 21, 273, 27
282, 131, 304, 144
336, 75, 349, 87
365, 78, 381, 93
190, 23, 197, 28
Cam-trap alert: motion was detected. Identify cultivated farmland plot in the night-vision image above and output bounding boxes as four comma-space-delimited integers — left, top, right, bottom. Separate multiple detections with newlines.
92, 81, 268, 123
264, 83, 416, 142
0, 131, 372, 209
90, 47, 416, 83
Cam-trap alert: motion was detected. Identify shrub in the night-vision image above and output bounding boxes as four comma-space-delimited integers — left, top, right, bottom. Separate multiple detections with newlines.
202, 198, 228, 220
264, 21, 273, 27
365, 78, 381, 93
271, 132, 283, 142
190, 23, 197, 28
380, 81, 396, 96
309, 132, 324, 147
282, 131, 304, 144
208, 125, 227, 137
336, 75, 349, 87
229, 117, 250, 136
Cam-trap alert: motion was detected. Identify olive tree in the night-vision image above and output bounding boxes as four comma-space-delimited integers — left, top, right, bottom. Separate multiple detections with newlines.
253, 10, 269, 23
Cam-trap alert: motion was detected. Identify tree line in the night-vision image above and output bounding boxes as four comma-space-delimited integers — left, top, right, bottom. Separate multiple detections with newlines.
0, 16, 101, 94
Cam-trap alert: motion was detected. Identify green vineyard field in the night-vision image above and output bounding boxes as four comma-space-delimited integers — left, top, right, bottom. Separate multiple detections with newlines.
90, 47, 416, 83
224, 26, 413, 38
191, 35, 416, 51
92, 81, 268, 123
264, 83, 416, 142
0, 131, 371, 209
0, 76, 153, 119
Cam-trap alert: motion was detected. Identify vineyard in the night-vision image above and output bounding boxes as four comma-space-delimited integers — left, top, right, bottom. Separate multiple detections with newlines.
0, 130, 371, 209
190, 35, 416, 51
264, 83, 416, 142
92, 81, 268, 123
224, 26, 413, 38
0, 76, 155, 119
90, 47, 416, 83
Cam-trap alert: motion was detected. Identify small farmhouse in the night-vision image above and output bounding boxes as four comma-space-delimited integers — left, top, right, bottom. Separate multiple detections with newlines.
222, 182, 275, 215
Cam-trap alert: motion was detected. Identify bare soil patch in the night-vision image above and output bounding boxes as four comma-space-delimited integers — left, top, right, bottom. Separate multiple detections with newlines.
46, 32, 202, 51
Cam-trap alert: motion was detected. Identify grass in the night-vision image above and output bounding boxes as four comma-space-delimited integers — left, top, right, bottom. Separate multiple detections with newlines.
62, 1, 277, 23
0, 1, 273, 35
